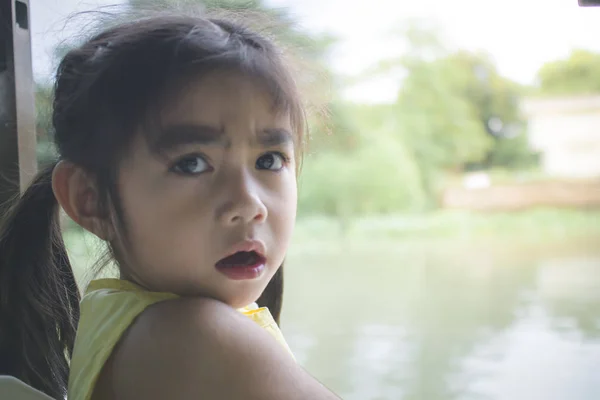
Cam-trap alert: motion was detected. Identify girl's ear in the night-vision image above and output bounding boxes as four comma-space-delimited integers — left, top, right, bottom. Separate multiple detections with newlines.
52, 161, 114, 241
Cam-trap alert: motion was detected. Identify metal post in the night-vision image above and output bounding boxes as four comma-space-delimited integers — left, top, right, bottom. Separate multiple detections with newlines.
0, 0, 36, 211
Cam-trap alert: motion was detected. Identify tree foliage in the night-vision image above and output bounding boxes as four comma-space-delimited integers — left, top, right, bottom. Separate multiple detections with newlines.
344, 22, 539, 207
393, 27, 530, 173
537, 49, 600, 96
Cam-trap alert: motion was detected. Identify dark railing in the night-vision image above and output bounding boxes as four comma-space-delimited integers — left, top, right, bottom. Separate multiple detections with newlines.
0, 0, 36, 212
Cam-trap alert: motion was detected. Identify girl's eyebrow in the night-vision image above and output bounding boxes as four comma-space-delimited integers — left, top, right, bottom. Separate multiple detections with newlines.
154, 124, 294, 151
256, 128, 294, 147
154, 124, 226, 151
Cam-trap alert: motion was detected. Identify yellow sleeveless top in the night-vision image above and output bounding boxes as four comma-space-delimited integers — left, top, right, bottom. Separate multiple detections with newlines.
68, 278, 293, 400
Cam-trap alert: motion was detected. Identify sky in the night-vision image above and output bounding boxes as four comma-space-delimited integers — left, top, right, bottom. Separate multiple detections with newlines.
30, 0, 600, 103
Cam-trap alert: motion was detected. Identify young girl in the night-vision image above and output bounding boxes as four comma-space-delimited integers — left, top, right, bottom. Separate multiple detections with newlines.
0, 15, 339, 400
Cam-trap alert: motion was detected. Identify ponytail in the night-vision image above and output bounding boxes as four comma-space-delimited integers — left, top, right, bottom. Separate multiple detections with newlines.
0, 163, 80, 399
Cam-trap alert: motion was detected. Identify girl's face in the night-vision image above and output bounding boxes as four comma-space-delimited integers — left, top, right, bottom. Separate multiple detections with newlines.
117, 71, 298, 308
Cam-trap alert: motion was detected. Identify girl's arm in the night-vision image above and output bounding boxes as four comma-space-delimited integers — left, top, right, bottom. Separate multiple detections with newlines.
105, 297, 340, 400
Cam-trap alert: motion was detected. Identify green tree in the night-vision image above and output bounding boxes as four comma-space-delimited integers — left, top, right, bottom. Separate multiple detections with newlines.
440, 51, 536, 171
537, 49, 600, 96
298, 133, 426, 227
361, 22, 537, 203
34, 84, 58, 167
35, 84, 53, 140
391, 25, 494, 200
396, 54, 494, 171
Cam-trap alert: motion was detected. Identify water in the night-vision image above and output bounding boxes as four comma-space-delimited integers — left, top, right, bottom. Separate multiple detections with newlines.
282, 239, 600, 400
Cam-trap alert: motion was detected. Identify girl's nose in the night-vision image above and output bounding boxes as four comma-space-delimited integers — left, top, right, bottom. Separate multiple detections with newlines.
216, 172, 268, 226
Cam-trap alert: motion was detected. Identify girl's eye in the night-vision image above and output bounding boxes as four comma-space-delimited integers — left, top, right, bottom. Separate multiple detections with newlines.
256, 152, 288, 171
172, 155, 211, 175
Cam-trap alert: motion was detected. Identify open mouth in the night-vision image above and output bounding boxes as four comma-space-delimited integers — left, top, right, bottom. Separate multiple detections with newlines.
216, 251, 266, 268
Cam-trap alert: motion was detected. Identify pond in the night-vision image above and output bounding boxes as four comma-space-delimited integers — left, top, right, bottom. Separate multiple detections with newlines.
282, 238, 600, 400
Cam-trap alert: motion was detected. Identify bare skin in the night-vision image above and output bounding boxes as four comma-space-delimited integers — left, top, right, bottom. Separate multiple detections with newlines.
93, 298, 339, 400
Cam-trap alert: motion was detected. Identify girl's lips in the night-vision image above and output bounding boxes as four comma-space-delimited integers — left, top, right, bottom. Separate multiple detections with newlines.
215, 240, 267, 280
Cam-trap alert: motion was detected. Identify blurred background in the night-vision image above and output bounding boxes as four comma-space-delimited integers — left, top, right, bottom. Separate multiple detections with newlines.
32, 1, 600, 399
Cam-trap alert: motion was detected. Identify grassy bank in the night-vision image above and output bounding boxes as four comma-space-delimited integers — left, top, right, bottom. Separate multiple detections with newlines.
293, 208, 600, 241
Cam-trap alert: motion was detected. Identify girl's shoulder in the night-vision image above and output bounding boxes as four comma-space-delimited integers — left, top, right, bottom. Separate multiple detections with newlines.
78, 280, 338, 400
105, 296, 306, 399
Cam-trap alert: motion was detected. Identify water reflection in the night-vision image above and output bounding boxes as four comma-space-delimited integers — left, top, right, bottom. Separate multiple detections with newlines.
282, 240, 600, 400
538, 258, 600, 340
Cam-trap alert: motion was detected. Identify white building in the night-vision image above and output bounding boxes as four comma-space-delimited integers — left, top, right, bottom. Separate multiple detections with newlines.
522, 96, 600, 179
